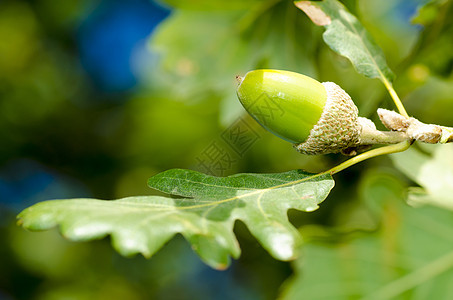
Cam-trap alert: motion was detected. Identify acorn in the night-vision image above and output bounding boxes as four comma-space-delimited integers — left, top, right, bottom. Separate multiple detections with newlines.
236, 69, 364, 155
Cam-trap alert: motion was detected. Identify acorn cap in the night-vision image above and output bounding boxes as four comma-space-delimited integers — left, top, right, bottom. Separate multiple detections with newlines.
236, 69, 362, 155
295, 82, 361, 154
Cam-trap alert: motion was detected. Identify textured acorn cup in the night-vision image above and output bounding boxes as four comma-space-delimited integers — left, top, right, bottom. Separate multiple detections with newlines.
236, 69, 362, 155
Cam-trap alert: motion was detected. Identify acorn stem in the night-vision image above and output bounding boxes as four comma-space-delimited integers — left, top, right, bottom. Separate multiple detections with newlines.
357, 117, 409, 145
359, 127, 409, 145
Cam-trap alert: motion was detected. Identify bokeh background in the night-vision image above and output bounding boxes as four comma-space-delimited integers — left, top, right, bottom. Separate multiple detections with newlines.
1, 0, 452, 299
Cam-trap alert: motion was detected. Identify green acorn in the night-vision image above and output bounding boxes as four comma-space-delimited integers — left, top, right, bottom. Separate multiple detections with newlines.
236, 69, 362, 155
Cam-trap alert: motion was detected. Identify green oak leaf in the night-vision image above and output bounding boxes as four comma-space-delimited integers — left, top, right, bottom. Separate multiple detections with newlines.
391, 144, 453, 211
17, 169, 334, 269
295, 0, 395, 83
280, 171, 453, 299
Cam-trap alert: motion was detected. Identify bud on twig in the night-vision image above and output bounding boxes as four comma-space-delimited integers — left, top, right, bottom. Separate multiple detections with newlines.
377, 109, 453, 144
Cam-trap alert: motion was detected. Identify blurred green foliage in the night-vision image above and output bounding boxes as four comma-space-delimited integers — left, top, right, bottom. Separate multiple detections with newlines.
282, 168, 453, 299
2, 0, 453, 299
